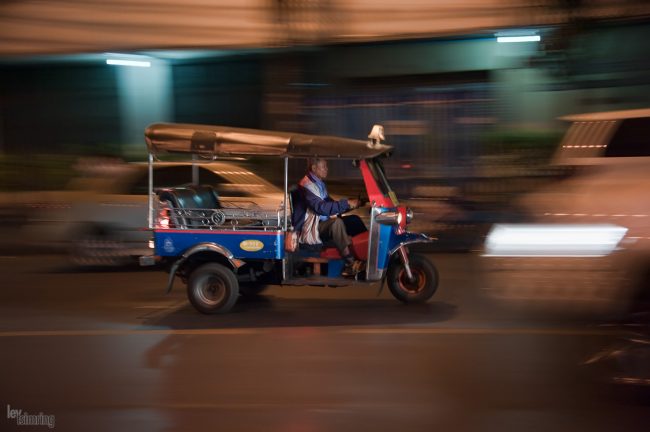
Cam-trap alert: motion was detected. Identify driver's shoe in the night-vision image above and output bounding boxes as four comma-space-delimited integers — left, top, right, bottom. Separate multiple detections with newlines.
341, 260, 364, 278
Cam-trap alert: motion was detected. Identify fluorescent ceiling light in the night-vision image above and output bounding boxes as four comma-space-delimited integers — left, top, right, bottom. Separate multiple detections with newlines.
497, 35, 541, 43
106, 59, 151, 67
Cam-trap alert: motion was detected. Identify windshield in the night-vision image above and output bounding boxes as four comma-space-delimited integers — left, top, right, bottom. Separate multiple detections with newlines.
366, 158, 399, 206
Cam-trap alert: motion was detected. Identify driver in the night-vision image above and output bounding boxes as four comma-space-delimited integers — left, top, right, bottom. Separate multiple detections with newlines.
292, 158, 365, 276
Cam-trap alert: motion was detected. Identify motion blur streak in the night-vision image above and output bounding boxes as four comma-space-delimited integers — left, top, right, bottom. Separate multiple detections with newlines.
1, 0, 648, 55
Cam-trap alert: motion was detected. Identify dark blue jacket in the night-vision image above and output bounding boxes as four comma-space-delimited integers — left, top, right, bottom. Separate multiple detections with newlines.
291, 173, 349, 235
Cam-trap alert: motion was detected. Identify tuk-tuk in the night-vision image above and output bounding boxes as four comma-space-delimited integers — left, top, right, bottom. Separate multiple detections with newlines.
140, 122, 438, 314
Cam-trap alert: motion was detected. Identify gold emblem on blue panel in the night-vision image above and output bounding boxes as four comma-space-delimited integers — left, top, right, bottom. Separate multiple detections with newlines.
240, 239, 264, 252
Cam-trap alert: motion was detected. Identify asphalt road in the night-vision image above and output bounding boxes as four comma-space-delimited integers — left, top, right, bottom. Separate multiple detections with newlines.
0, 254, 648, 432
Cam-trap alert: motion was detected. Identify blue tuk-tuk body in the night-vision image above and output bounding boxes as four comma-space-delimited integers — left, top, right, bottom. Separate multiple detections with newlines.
142, 123, 438, 314
155, 230, 284, 261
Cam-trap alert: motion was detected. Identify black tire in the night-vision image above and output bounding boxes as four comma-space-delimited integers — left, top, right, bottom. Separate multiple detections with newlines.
187, 263, 239, 314
386, 253, 438, 303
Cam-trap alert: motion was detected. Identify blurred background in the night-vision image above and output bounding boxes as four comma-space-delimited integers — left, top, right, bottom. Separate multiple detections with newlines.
2, 0, 650, 251
1, 2, 650, 430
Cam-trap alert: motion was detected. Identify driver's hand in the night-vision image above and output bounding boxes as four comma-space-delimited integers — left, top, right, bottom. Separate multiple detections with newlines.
348, 198, 360, 209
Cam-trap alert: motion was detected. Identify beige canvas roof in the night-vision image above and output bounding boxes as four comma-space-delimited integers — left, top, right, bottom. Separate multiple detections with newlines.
145, 122, 392, 159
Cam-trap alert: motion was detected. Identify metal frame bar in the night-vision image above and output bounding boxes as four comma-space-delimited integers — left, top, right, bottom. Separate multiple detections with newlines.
282, 156, 289, 280
191, 154, 199, 184
147, 153, 154, 229
366, 205, 382, 281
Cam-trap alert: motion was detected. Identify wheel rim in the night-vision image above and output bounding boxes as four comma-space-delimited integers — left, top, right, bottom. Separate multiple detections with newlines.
196, 275, 227, 306
397, 267, 426, 294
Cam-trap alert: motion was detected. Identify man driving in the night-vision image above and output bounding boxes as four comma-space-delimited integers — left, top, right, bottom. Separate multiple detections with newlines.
292, 158, 366, 277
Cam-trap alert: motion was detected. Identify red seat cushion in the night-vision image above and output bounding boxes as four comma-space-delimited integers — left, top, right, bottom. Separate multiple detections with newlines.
320, 247, 341, 259
319, 231, 369, 260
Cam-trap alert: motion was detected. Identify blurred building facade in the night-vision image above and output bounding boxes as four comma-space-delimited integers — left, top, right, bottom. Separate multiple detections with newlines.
1, 0, 649, 56
0, 1, 650, 187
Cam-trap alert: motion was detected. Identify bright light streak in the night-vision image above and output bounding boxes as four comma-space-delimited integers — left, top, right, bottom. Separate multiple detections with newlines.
483, 224, 627, 257
497, 35, 541, 43
106, 59, 151, 68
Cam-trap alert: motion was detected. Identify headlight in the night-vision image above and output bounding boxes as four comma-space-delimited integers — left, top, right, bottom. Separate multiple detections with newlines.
406, 208, 413, 223
483, 223, 628, 257
376, 210, 400, 225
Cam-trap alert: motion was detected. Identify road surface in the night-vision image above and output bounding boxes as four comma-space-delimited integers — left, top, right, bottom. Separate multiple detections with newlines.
0, 254, 647, 432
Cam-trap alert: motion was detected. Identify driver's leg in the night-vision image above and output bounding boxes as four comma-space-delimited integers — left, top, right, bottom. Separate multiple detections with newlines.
319, 217, 359, 277
318, 218, 352, 259
341, 215, 366, 237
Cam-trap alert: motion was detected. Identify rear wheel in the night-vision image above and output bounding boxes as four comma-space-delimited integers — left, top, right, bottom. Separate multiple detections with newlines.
387, 253, 438, 303
187, 263, 239, 314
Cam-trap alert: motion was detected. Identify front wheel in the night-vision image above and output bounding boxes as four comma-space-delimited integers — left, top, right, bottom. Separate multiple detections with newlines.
187, 263, 239, 314
386, 253, 438, 303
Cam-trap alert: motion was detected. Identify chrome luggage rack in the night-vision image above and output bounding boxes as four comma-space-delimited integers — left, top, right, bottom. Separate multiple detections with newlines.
174, 207, 282, 230
154, 186, 286, 231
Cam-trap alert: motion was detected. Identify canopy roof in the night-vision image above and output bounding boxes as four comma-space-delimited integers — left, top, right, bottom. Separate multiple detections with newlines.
145, 123, 392, 159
